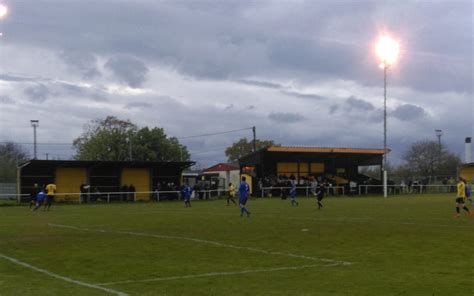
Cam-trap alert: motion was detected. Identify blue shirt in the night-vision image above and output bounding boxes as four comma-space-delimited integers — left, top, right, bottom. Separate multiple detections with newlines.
182, 186, 192, 199
290, 185, 297, 198
36, 191, 46, 202
239, 182, 249, 201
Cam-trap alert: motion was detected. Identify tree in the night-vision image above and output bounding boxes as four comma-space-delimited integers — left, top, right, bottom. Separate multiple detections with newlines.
225, 138, 277, 163
73, 116, 189, 161
401, 139, 461, 179
0, 142, 29, 182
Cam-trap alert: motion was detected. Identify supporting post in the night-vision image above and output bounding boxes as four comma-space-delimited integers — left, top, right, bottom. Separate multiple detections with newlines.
252, 126, 256, 152
383, 64, 388, 198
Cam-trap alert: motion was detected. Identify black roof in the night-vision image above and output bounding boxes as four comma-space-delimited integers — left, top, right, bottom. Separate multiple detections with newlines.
18, 159, 195, 170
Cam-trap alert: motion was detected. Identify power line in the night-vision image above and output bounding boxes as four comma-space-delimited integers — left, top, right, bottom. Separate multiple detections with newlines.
0, 126, 254, 144
189, 146, 229, 155
177, 127, 253, 140
0, 142, 74, 146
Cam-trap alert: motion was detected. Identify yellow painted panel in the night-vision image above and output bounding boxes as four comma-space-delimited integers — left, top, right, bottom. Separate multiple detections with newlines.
55, 168, 87, 202
277, 162, 297, 176
310, 163, 325, 173
241, 174, 253, 194
299, 163, 309, 173
121, 168, 150, 201
461, 167, 474, 184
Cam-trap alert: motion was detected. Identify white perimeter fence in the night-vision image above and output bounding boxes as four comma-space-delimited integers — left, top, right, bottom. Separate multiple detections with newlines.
1, 184, 471, 204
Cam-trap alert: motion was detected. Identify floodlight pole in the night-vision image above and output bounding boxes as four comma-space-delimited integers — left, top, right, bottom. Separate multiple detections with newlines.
383, 63, 388, 198
30, 120, 39, 160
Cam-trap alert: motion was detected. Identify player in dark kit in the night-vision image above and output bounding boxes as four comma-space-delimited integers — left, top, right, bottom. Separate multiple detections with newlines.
239, 176, 251, 217
316, 184, 325, 210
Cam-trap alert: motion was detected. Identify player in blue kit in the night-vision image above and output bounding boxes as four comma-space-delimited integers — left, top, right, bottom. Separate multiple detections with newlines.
239, 176, 251, 217
289, 178, 298, 207
182, 183, 192, 207
32, 189, 46, 211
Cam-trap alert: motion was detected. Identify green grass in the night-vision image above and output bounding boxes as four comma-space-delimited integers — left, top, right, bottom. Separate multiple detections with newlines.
0, 195, 473, 296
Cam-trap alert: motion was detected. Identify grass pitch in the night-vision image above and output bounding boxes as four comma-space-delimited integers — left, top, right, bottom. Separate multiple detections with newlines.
0, 195, 473, 296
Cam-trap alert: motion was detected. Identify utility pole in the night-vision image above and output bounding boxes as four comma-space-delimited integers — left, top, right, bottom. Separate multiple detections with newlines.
126, 137, 133, 161
252, 126, 256, 152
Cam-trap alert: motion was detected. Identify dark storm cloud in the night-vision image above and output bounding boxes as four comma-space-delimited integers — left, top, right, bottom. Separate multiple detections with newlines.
368, 109, 384, 123
268, 112, 305, 123
390, 104, 426, 121
345, 96, 375, 112
236, 79, 283, 89
59, 51, 101, 80
125, 102, 153, 109
281, 90, 326, 100
0, 95, 14, 104
23, 84, 53, 103
224, 104, 234, 111
329, 105, 339, 114
105, 55, 149, 88
59, 83, 108, 102
0, 74, 37, 82
4, 1, 471, 93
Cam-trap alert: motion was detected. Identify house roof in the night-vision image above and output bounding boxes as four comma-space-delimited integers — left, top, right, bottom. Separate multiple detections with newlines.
266, 146, 386, 154
203, 163, 239, 173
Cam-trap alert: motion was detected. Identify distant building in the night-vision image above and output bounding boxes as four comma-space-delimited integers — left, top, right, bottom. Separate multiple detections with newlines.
202, 163, 240, 190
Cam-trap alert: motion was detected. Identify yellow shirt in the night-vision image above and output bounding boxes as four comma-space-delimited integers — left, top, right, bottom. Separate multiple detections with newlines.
457, 182, 465, 198
229, 184, 236, 197
46, 184, 57, 196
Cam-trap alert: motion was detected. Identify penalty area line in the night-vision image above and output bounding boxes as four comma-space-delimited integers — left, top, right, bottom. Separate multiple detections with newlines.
0, 253, 128, 296
96, 264, 321, 286
48, 223, 352, 267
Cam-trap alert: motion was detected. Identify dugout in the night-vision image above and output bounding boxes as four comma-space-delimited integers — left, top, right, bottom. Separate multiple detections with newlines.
239, 146, 386, 193
18, 160, 194, 202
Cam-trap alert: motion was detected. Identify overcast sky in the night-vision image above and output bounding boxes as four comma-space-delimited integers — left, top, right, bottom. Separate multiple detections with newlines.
0, 0, 472, 168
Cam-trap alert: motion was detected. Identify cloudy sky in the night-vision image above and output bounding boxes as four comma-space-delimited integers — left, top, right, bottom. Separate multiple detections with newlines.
0, 0, 472, 168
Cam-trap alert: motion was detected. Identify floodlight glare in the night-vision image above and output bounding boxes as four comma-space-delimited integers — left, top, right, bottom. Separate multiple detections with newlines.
376, 35, 400, 66
0, 4, 8, 19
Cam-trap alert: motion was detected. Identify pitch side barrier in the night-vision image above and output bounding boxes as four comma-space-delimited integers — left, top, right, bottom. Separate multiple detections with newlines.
0, 193, 30, 203
357, 184, 471, 196
14, 189, 234, 204
259, 186, 345, 198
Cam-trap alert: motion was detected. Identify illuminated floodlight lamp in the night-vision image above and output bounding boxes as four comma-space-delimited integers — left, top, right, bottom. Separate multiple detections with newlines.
375, 35, 400, 68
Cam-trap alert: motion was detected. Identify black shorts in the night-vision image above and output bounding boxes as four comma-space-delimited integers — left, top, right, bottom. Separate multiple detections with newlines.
455, 197, 465, 204
47, 195, 54, 203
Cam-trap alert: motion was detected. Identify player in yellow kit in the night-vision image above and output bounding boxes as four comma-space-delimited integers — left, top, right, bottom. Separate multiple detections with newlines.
44, 183, 57, 211
227, 182, 236, 206
454, 177, 472, 218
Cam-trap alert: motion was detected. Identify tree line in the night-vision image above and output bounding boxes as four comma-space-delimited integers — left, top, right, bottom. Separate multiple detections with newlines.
0, 116, 463, 183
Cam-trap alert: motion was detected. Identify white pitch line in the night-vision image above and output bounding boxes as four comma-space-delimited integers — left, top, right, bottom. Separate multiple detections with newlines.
96, 264, 321, 286
0, 253, 128, 296
48, 223, 351, 266
90, 209, 473, 229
